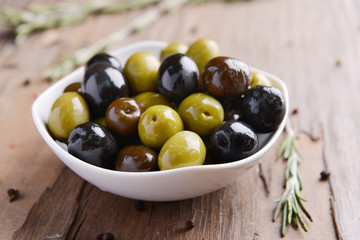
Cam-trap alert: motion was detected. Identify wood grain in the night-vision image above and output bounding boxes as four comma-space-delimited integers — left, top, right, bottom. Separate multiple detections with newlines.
0, 0, 359, 239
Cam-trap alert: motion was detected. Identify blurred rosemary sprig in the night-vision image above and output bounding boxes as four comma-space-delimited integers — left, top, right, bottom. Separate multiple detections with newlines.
273, 121, 313, 237
42, 0, 188, 81
2, 0, 251, 81
1, 0, 161, 43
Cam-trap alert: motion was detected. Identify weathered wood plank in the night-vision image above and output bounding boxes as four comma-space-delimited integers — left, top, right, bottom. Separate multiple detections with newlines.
12, 167, 85, 239
1, 0, 359, 239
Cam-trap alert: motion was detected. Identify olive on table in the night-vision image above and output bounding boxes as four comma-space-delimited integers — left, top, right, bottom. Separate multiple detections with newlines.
210, 120, 259, 163
158, 53, 199, 102
67, 122, 119, 169
86, 53, 122, 70
158, 131, 206, 170
123, 51, 160, 93
105, 97, 142, 137
203, 56, 251, 99
47, 92, 90, 141
82, 62, 128, 117
138, 105, 183, 149
133, 91, 171, 111
178, 93, 224, 136
160, 42, 188, 61
240, 85, 286, 133
115, 145, 158, 172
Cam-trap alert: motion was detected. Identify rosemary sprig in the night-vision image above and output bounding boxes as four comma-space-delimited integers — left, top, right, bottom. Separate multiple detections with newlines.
42, 0, 188, 81
273, 121, 313, 237
1, 0, 161, 43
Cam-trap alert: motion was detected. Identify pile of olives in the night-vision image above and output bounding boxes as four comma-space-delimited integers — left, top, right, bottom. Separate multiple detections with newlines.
47, 38, 286, 172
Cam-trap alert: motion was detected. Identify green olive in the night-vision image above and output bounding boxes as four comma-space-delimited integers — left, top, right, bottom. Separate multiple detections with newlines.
138, 105, 183, 149
178, 93, 224, 136
133, 91, 171, 111
250, 72, 272, 87
160, 42, 188, 61
47, 92, 90, 141
158, 131, 206, 170
186, 38, 220, 89
123, 51, 160, 93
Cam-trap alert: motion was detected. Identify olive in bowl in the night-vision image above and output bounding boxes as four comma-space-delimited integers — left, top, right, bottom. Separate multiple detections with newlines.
82, 62, 128, 117
32, 40, 289, 201
67, 122, 119, 169
240, 85, 286, 133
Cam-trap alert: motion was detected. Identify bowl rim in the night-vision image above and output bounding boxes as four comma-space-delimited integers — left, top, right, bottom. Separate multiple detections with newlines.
32, 40, 289, 178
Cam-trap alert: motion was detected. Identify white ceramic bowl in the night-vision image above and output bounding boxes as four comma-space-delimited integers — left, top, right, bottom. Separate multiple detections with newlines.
32, 40, 289, 201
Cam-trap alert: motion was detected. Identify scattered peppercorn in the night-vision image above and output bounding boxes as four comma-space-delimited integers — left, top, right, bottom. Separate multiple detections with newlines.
335, 58, 343, 67
22, 79, 31, 87
292, 108, 298, 115
7, 188, 20, 202
134, 200, 145, 211
95, 232, 115, 240
320, 170, 330, 181
185, 219, 195, 230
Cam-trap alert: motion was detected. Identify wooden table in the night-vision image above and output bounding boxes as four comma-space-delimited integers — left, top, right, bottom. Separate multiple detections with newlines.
1, 0, 359, 239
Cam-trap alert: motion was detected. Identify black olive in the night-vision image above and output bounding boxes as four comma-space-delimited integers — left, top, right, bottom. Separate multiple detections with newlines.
210, 120, 259, 163
86, 53, 122, 71
240, 86, 286, 133
82, 62, 128, 117
67, 122, 119, 169
158, 53, 199, 103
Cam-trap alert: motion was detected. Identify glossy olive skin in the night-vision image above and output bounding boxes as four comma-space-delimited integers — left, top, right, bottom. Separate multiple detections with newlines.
210, 120, 259, 163
123, 51, 160, 93
138, 105, 183, 149
240, 86, 285, 133
47, 92, 90, 141
86, 53, 122, 70
158, 53, 199, 102
160, 42, 188, 61
178, 93, 224, 136
67, 122, 119, 169
115, 145, 158, 172
64, 82, 82, 93
158, 131, 206, 170
82, 62, 128, 116
203, 57, 251, 98
133, 91, 171, 111
105, 97, 142, 136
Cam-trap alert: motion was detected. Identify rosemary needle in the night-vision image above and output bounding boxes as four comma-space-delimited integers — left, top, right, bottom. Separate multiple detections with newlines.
274, 121, 313, 237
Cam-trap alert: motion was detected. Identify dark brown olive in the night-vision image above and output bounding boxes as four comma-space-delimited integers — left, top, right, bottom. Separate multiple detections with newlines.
64, 82, 82, 93
105, 97, 142, 136
115, 145, 158, 172
202, 56, 251, 98
83, 62, 128, 117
